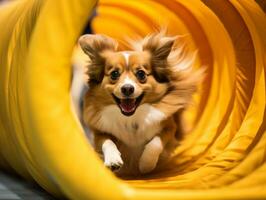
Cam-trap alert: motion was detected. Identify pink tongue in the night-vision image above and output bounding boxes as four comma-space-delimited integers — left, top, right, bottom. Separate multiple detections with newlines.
120, 99, 136, 113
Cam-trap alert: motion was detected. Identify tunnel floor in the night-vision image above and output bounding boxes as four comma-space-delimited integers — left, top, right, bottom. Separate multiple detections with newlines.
0, 172, 56, 200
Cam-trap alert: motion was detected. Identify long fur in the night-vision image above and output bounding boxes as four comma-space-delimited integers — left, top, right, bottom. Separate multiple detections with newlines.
79, 34, 118, 83
131, 31, 205, 118
78, 30, 204, 176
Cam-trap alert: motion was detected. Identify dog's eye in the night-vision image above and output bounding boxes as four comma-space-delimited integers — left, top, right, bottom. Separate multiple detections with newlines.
136, 70, 146, 82
110, 70, 120, 80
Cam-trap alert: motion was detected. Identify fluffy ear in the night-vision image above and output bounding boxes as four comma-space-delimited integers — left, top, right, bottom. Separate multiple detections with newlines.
79, 34, 118, 59
142, 33, 177, 82
78, 34, 118, 83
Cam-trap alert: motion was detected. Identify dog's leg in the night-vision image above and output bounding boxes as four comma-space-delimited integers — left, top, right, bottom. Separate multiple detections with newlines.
102, 139, 123, 171
94, 133, 123, 171
139, 136, 163, 174
139, 118, 176, 174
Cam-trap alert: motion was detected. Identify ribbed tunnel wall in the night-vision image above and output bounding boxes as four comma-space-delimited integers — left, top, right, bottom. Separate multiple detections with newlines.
0, 0, 265, 199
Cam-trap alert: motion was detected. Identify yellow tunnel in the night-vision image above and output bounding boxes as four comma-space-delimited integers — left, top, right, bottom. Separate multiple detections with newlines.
0, 0, 265, 199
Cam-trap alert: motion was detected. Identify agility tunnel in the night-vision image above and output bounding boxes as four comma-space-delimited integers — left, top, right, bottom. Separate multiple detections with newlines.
0, 0, 265, 199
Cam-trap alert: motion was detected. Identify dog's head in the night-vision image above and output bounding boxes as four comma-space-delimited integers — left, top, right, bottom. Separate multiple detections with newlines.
79, 32, 202, 117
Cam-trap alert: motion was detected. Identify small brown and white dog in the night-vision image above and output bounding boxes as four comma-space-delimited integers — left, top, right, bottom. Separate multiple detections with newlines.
78, 31, 203, 176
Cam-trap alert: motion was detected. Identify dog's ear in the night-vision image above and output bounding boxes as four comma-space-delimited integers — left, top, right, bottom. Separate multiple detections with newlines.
79, 34, 118, 59
79, 34, 118, 84
142, 33, 177, 82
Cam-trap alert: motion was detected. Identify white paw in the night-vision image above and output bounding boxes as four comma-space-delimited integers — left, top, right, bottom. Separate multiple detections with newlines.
139, 136, 163, 174
104, 151, 123, 171
102, 139, 123, 171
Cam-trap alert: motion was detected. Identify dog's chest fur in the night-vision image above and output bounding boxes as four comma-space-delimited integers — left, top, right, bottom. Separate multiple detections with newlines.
96, 104, 165, 147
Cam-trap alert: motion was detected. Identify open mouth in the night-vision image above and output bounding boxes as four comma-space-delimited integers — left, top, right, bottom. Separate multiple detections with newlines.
112, 93, 144, 116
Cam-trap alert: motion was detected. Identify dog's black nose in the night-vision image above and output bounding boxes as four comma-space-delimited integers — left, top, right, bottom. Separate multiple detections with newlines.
121, 84, 134, 96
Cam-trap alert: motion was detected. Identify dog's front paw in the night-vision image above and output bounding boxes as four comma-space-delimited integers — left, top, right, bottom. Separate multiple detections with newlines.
104, 152, 123, 171
139, 136, 163, 174
102, 139, 124, 171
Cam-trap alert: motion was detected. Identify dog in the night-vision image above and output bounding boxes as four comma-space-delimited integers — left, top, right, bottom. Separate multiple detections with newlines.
78, 31, 204, 176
